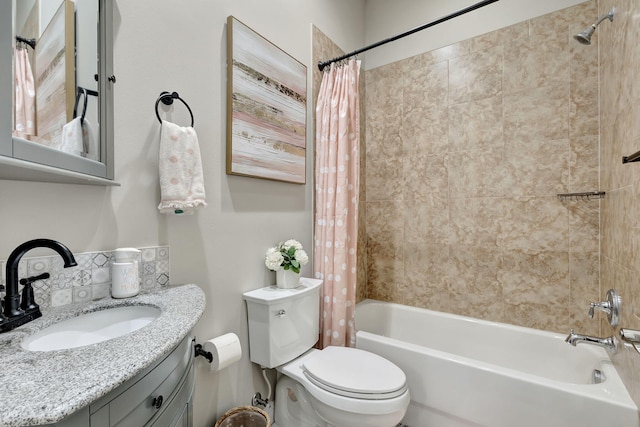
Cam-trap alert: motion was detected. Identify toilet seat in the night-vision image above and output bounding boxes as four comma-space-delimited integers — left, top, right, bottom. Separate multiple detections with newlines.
302, 346, 407, 400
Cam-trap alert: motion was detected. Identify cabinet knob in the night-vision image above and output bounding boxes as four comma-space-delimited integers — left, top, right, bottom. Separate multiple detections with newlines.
152, 395, 164, 409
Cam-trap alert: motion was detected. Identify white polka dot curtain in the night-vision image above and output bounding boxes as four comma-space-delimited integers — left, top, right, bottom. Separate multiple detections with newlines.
314, 59, 361, 348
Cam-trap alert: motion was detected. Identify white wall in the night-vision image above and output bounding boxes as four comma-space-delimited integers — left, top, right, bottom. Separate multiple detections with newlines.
364, 0, 590, 69
0, 1, 364, 426
13, 0, 37, 34
39, 0, 65, 36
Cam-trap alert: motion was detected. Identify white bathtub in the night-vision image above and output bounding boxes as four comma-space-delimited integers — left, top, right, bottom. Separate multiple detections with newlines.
355, 299, 639, 427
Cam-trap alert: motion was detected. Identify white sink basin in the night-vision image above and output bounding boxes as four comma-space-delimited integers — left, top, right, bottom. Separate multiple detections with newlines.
21, 305, 161, 351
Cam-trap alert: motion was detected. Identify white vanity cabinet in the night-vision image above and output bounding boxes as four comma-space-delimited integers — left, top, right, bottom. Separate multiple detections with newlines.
43, 336, 194, 427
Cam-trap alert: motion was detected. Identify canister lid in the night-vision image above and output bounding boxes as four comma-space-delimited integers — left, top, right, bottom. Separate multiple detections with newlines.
113, 248, 141, 261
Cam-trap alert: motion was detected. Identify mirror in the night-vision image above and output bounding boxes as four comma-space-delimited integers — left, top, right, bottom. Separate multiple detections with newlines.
0, 0, 115, 184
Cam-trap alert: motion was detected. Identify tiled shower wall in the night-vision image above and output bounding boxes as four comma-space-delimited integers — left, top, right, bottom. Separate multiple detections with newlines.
365, 1, 601, 334
599, 0, 640, 406
0, 246, 170, 311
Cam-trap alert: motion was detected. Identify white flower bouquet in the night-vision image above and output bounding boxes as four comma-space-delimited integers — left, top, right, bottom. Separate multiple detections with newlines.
265, 239, 309, 274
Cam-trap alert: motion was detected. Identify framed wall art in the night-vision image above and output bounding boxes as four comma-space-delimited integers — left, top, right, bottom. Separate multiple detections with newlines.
226, 16, 307, 184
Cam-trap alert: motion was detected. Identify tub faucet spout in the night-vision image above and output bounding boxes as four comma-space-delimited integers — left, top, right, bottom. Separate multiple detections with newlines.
565, 329, 617, 353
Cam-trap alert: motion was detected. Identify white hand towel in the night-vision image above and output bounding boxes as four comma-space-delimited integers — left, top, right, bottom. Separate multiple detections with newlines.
158, 120, 207, 215
81, 118, 99, 161
58, 117, 84, 156
56, 117, 98, 159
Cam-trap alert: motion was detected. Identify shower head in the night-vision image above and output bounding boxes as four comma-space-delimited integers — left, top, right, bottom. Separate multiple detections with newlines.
574, 7, 615, 45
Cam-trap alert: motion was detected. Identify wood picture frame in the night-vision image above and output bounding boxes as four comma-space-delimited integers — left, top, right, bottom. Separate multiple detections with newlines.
226, 16, 307, 184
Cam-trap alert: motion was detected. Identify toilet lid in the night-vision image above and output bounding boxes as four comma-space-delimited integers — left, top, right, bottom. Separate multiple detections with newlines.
302, 346, 407, 400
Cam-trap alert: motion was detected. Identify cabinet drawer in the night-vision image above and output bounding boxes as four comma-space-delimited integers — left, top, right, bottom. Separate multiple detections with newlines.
109, 337, 192, 427
148, 362, 194, 427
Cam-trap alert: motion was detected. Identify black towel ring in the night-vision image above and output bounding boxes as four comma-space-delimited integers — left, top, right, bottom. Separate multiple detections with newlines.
155, 91, 195, 127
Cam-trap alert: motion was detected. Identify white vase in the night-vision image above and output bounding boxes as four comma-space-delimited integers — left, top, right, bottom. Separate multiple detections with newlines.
276, 269, 300, 289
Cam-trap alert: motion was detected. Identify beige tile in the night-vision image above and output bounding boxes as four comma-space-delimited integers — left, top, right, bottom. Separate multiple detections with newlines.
449, 45, 503, 105
505, 301, 570, 333
401, 242, 451, 309
503, 138, 570, 197
569, 135, 599, 192
449, 290, 504, 322
401, 107, 448, 156
504, 85, 569, 142
366, 158, 403, 201
568, 201, 600, 254
366, 235, 403, 302
403, 60, 448, 113
403, 242, 450, 285
501, 250, 570, 306
449, 197, 506, 248
448, 245, 504, 322
365, 199, 403, 300
570, 77, 599, 138
366, 201, 404, 238
403, 153, 448, 202
367, 279, 402, 303
529, 7, 571, 46
503, 34, 568, 93
366, 68, 403, 162
366, 118, 402, 162
448, 148, 507, 198
601, 187, 636, 278
499, 197, 569, 252
366, 63, 403, 162
600, 194, 614, 262
600, 123, 614, 191
403, 197, 449, 245
448, 95, 503, 153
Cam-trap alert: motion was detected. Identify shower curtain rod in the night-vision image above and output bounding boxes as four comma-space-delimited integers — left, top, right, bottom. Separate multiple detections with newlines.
318, 0, 500, 71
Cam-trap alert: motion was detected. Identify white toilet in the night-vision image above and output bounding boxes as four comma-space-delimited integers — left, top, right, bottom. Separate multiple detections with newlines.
243, 278, 410, 427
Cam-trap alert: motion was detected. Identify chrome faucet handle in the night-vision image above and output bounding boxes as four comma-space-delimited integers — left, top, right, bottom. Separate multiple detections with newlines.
588, 289, 621, 327
588, 301, 611, 318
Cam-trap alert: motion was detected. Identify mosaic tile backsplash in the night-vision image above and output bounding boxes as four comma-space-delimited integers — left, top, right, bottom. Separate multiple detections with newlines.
0, 246, 170, 311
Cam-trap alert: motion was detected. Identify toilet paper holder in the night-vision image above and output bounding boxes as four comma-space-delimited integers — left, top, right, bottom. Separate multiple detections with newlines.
193, 333, 243, 372
194, 341, 213, 363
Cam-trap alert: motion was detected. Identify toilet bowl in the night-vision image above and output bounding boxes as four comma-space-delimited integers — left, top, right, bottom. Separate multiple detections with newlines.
243, 278, 410, 427
275, 347, 410, 427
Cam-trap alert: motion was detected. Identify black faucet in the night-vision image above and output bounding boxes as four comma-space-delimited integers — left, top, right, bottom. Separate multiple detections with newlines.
1, 239, 77, 332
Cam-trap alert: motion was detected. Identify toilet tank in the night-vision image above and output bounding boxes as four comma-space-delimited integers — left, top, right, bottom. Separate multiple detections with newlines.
243, 278, 322, 368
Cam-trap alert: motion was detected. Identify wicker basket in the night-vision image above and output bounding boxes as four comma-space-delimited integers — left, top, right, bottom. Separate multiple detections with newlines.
214, 406, 271, 427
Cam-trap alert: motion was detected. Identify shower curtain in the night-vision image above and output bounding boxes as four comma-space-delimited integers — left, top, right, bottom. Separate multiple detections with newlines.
14, 47, 36, 137
314, 59, 361, 348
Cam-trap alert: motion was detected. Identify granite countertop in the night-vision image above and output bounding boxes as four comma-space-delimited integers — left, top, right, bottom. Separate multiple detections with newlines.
0, 284, 205, 427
